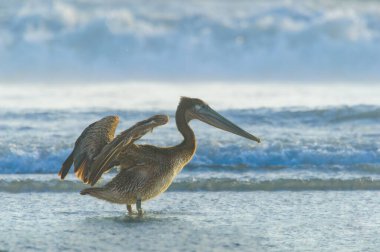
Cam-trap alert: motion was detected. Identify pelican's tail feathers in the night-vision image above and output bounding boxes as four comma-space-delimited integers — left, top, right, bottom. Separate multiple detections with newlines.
80, 187, 123, 204
58, 151, 74, 179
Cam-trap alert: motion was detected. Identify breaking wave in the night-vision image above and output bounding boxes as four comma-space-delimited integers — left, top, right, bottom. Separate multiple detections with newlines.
0, 105, 379, 174
2, 177, 380, 193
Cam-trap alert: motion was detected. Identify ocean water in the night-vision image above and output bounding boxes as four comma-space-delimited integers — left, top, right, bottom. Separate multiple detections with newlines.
0, 83, 379, 251
2, 191, 380, 251
1, 0, 380, 82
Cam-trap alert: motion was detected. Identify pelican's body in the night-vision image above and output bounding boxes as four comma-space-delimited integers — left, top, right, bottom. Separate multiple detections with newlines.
59, 97, 260, 215
89, 144, 194, 205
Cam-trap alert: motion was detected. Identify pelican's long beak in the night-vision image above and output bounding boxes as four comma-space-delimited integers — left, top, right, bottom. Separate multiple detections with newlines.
194, 106, 261, 143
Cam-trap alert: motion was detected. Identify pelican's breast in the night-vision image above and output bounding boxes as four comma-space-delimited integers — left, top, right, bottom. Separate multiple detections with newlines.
141, 151, 193, 201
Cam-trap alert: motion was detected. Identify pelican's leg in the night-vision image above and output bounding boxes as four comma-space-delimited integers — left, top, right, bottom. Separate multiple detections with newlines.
127, 204, 133, 215
136, 198, 143, 216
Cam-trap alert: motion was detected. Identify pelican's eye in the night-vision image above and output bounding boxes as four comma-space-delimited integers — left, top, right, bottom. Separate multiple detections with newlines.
194, 104, 202, 111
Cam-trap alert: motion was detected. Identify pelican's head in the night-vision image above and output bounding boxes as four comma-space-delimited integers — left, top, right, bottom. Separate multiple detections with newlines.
179, 97, 260, 143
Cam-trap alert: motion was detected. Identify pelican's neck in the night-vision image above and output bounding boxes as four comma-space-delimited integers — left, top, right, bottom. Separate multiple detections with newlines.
175, 106, 196, 151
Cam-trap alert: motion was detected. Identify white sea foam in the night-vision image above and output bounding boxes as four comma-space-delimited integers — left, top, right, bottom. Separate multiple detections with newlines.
0, 83, 379, 110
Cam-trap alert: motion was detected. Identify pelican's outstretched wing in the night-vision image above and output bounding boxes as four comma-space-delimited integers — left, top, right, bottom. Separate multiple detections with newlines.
58, 114, 169, 185
87, 114, 169, 186
58, 116, 120, 183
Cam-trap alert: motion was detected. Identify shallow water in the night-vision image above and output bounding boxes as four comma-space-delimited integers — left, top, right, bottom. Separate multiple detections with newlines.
1, 191, 380, 251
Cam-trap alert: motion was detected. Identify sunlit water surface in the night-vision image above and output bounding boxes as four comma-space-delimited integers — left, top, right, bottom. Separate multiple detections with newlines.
1, 191, 380, 251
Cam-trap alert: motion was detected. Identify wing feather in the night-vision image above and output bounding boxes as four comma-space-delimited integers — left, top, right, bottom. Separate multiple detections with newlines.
58, 115, 119, 183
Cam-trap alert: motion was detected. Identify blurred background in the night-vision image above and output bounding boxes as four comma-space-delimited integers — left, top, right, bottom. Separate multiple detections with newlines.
1, 0, 380, 84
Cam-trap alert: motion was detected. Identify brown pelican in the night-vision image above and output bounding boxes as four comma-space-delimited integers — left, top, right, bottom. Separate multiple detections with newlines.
59, 97, 260, 215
